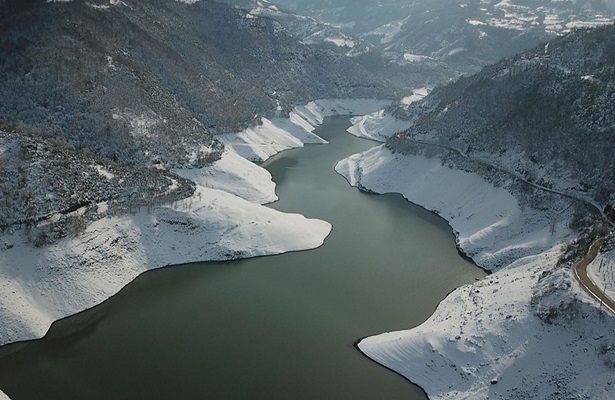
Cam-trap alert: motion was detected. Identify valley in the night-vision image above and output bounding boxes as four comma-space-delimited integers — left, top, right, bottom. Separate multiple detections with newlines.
1, 1, 615, 399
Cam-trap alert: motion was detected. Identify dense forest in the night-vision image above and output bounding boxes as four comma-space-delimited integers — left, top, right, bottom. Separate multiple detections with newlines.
0, 0, 393, 234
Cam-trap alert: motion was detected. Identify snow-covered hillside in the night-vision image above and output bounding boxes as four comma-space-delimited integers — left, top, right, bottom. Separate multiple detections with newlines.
0, 179, 331, 344
221, 0, 374, 57
346, 87, 428, 142
387, 25, 615, 216
220, 99, 391, 162
377, 0, 614, 68
337, 146, 577, 272
588, 238, 615, 305
272, 0, 615, 76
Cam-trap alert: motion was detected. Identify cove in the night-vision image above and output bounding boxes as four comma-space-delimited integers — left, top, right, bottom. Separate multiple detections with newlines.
0, 117, 485, 399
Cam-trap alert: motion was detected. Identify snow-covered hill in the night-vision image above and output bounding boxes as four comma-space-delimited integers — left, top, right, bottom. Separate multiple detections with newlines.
333, 23, 615, 400
0, 0, 392, 167
0, 0, 395, 235
336, 143, 615, 400
272, 0, 615, 77
220, 0, 374, 57
368, 0, 614, 73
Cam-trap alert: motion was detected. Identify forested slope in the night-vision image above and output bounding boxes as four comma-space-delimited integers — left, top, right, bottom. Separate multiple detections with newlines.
388, 25, 615, 217
0, 0, 392, 231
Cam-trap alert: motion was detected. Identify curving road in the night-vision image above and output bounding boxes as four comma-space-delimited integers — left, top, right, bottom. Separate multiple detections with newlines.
573, 239, 615, 315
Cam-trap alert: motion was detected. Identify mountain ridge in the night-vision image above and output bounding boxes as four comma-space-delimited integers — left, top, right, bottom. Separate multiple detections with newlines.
387, 24, 615, 218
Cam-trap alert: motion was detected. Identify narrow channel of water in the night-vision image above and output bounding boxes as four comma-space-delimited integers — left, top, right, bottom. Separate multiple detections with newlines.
0, 117, 485, 399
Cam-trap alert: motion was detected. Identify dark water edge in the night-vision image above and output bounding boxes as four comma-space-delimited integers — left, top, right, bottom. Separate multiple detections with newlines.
0, 117, 485, 400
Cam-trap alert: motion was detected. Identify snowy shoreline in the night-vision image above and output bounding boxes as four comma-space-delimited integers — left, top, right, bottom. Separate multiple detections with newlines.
337, 113, 615, 399
0, 99, 391, 349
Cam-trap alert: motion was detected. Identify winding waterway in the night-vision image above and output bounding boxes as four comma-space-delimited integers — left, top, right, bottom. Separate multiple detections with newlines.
0, 117, 485, 399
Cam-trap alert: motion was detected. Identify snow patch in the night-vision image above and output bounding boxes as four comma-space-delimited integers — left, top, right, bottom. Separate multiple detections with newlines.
87, 0, 125, 10
95, 165, 115, 180
403, 53, 434, 63
324, 37, 356, 48
467, 19, 486, 26
401, 87, 429, 106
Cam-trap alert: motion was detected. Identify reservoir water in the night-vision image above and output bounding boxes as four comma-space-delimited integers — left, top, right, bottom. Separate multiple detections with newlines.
0, 117, 485, 399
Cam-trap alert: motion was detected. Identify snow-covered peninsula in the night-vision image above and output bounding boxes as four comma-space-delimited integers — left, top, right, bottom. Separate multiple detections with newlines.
0, 99, 389, 347
337, 117, 615, 399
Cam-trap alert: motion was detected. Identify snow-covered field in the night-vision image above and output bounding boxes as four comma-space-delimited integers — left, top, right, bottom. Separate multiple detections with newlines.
336, 144, 615, 399
0, 99, 390, 347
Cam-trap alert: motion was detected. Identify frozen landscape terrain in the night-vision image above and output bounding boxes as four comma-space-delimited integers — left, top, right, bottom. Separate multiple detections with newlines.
337, 128, 615, 399
588, 244, 615, 308
0, 99, 388, 346
2, 1, 615, 399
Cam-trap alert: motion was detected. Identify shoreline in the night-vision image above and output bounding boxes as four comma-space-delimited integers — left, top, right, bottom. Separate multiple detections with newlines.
352, 336, 431, 399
